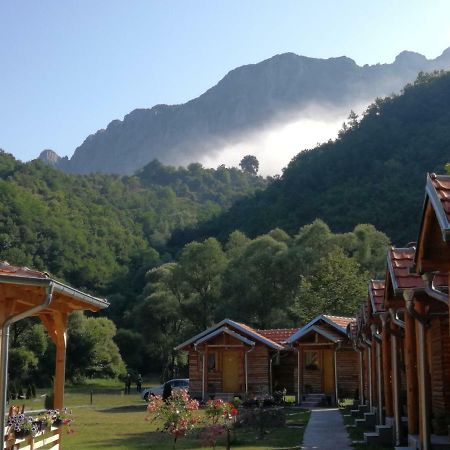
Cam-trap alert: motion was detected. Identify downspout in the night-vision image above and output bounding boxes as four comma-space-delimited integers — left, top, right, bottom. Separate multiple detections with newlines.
334, 341, 341, 406
371, 324, 384, 425
269, 351, 279, 395
404, 289, 430, 450
245, 345, 255, 397
0, 280, 53, 434
422, 273, 448, 305
389, 308, 406, 329
194, 344, 206, 401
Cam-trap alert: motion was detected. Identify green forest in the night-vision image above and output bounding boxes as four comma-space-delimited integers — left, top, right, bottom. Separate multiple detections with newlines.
174, 70, 450, 247
2, 70, 450, 384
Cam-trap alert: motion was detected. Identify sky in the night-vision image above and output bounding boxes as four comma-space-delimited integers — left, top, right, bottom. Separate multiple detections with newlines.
1, 0, 450, 165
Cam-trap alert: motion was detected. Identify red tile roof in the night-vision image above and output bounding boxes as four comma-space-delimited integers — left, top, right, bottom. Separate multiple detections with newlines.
430, 174, 450, 221
0, 261, 49, 279
256, 328, 299, 344
236, 322, 285, 349
387, 247, 447, 291
323, 315, 354, 329
369, 279, 385, 313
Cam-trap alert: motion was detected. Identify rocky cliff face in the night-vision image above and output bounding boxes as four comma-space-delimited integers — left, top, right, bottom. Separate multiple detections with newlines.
56, 48, 450, 175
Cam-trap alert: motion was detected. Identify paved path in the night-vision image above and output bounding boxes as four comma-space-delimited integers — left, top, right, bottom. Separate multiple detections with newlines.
301, 407, 352, 450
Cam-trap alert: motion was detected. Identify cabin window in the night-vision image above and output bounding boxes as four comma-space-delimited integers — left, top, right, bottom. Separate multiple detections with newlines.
208, 353, 217, 372
304, 351, 320, 370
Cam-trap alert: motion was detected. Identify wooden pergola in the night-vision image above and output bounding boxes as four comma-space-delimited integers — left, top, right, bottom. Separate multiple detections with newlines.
0, 261, 109, 449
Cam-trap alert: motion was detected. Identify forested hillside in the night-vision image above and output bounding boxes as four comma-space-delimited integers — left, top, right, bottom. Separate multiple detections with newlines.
173, 70, 450, 246
0, 152, 266, 294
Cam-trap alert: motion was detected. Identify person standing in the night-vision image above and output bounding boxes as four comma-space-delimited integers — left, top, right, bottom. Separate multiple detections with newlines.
136, 373, 143, 393
125, 373, 132, 394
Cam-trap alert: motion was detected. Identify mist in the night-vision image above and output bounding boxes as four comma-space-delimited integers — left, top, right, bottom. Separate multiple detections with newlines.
199, 103, 369, 176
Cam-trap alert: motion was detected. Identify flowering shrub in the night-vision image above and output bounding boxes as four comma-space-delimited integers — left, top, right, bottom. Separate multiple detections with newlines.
146, 389, 199, 449
202, 399, 238, 449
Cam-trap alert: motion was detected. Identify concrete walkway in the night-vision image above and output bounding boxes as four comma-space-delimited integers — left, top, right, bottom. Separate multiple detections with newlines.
301, 408, 352, 450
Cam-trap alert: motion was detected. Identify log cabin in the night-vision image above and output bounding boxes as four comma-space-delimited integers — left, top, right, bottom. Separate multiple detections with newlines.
413, 172, 450, 450
176, 315, 359, 405
285, 314, 358, 405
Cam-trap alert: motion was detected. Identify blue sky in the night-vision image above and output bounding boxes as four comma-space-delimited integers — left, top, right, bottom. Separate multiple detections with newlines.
1, 0, 450, 162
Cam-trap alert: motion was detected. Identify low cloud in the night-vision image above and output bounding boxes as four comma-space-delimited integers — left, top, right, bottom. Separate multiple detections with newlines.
199, 103, 370, 176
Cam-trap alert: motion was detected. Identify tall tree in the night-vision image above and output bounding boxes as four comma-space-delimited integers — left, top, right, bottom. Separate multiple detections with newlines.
239, 155, 259, 175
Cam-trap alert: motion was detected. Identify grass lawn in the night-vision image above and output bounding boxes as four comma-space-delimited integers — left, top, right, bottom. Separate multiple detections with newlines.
15, 379, 310, 450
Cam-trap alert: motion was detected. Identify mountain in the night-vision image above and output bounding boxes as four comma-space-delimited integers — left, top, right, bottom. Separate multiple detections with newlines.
168, 70, 450, 247
43, 47, 450, 175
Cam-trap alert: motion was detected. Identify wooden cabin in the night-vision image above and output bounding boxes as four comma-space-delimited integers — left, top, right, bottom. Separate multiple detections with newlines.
176, 315, 359, 404
175, 319, 295, 400
413, 173, 450, 450
0, 261, 109, 450
350, 281, 386, 423
285, 315, 358, 405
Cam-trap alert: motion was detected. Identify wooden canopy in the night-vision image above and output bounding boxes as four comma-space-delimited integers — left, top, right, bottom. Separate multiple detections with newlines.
0, 261, 109, 435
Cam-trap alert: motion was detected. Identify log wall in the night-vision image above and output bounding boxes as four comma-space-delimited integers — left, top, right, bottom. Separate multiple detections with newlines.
336, 347, 359, 398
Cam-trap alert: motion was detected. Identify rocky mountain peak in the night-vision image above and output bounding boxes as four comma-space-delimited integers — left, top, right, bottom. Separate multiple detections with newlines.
38, 149, 61, 166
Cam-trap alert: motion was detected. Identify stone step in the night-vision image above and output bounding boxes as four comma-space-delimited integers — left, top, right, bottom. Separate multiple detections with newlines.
395, 447, 414, 450
376, 424, 393, 439
355, 412, 377, 430
364, 426, 394, 446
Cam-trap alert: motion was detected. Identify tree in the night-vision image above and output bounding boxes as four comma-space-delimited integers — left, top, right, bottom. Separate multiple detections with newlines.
177, 238, 227, 330
221, 235, 291, 328
239, 155, 259, 175
291, 248, 368, 324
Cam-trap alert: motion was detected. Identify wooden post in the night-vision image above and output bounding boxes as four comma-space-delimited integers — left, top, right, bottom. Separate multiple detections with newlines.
53, 312, 68, 410
391, 324, 401, 446
371, 336, 377, 413
405, 309, 419, 435
415, 301, 430, 450
381, 314, 393, 417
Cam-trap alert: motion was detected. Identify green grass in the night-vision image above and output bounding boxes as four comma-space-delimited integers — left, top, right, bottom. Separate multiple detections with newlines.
14, 380, 310, 450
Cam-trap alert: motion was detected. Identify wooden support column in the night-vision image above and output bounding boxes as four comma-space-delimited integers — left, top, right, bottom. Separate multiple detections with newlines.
53, 312, 68, 410
371, 336, 377, 412
415, 301, 430, 450
405, 309, 419, 435
381, 315, 393, 417
41, 312, 68, 409
391, 324, 401, 446
205, 344, 209, 399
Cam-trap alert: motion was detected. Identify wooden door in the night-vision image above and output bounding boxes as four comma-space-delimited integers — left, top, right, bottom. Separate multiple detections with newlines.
222, 351, 240, 392
322, 349, 335, 394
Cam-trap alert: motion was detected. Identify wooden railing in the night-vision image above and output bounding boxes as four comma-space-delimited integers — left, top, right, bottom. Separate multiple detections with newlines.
3, 427, 61, 450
